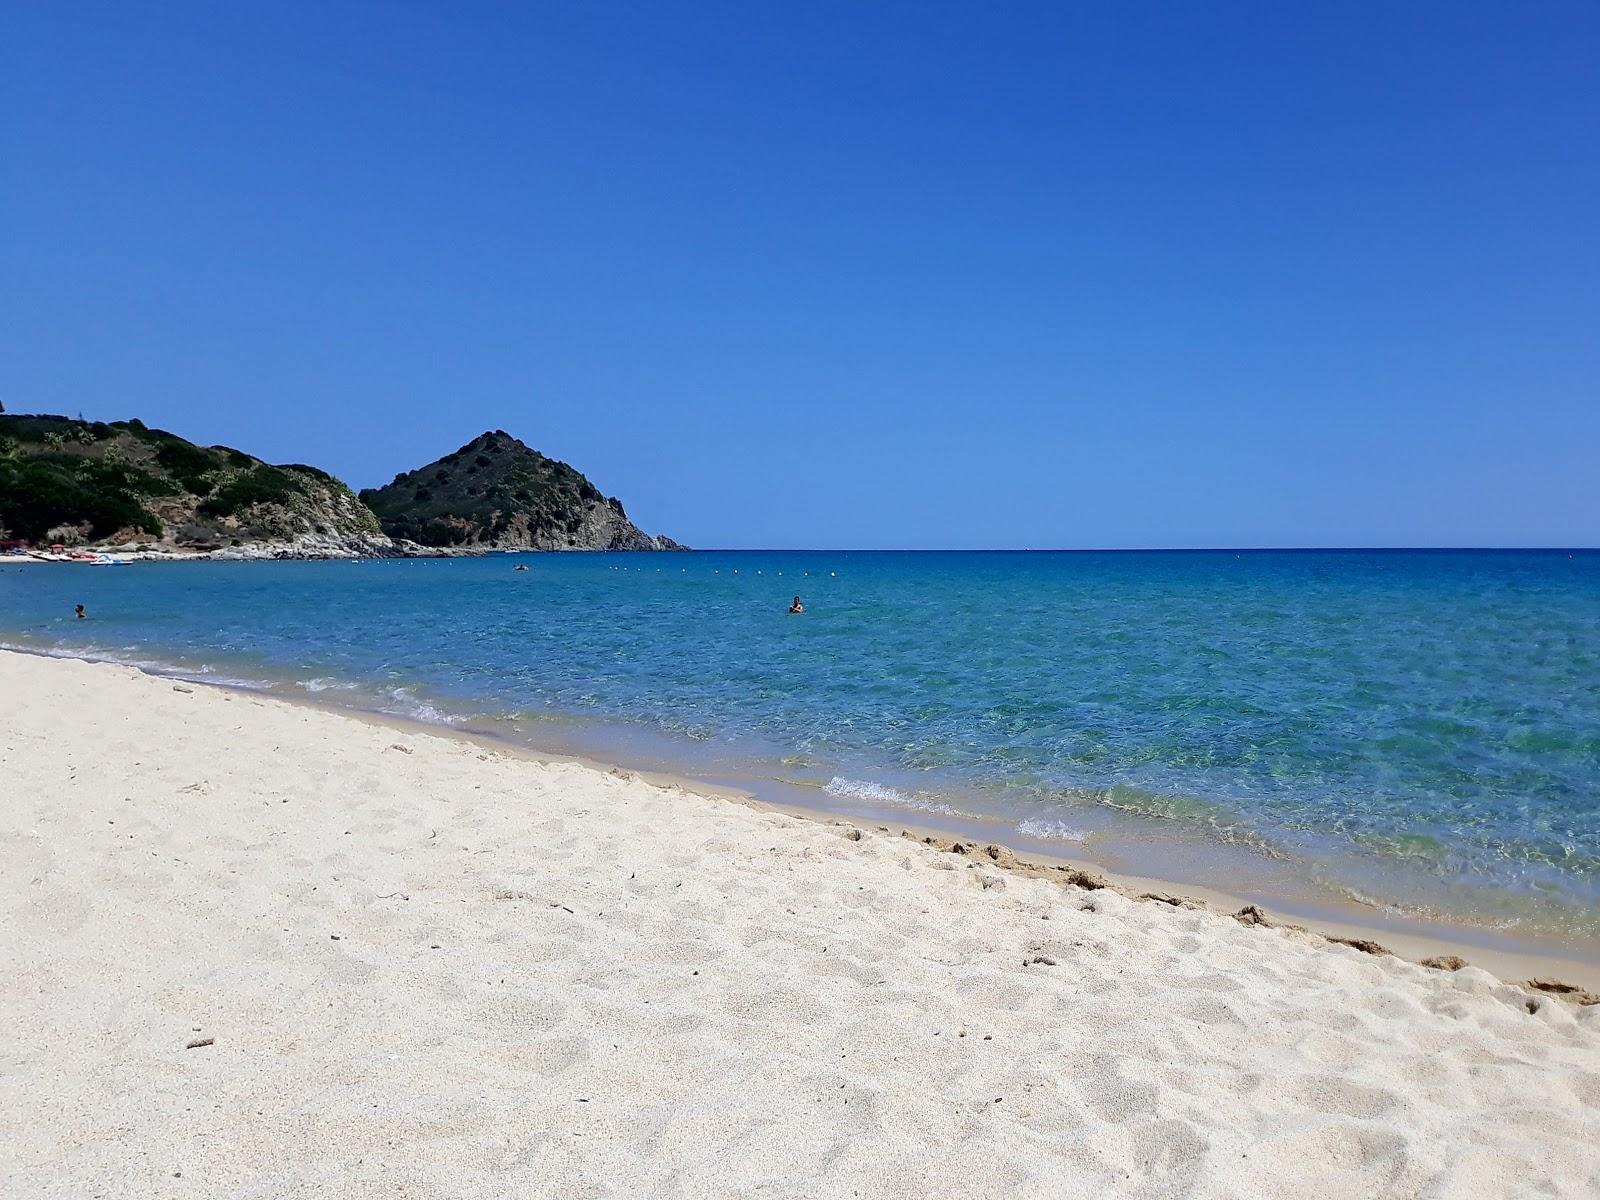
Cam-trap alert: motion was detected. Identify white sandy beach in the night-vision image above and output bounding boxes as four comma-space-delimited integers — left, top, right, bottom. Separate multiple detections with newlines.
2, 651, 1597, 1199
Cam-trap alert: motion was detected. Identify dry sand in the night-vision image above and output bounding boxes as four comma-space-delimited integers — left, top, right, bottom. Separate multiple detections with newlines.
2, 651, 1597, 1199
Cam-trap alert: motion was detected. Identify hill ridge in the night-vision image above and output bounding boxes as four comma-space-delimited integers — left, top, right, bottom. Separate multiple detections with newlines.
359, 429, 684, 551
0, 414, 683, 555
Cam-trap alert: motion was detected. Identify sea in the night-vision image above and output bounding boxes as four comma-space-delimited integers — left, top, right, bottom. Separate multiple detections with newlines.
4, 549, 1598, 958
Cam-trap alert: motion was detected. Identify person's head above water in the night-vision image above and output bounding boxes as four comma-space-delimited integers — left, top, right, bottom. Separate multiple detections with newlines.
788, 595, 804, 613
74, 604, 86, 619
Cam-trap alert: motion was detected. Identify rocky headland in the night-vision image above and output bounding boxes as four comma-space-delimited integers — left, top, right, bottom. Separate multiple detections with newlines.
0, 414, 683, 558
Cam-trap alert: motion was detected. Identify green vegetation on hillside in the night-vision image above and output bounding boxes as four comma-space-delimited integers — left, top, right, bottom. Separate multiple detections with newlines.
0, 454, 168, 541
199, 465, 307, 518
0, 414, 378, 545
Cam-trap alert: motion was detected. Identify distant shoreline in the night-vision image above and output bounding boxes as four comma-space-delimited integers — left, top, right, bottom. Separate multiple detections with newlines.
10, 543, 1596, 561
665, 546, 1600, 554
5, 540, 689, 563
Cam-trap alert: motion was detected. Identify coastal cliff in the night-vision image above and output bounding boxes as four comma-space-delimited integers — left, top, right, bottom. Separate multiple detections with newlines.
359, 430, 685, 551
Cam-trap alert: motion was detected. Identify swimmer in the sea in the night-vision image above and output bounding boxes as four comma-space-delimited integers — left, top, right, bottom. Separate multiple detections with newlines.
788, 595, 804, 614
75, 604, 86, 619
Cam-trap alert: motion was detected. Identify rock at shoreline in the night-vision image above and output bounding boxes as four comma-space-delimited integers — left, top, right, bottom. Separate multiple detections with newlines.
109, 533, 452, 562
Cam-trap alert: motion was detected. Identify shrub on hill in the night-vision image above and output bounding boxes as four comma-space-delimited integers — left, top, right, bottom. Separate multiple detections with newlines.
197, 465, 306, 518
0, 455, 164, 541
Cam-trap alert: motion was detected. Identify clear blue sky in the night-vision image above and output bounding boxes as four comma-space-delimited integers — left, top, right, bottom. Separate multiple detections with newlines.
4, 3, 1596, 548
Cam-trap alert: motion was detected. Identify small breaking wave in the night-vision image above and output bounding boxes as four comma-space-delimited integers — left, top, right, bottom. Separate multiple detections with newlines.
824, 776, 961, 817
825, 776, 905, 802
1016, 817, 1087, 844
299, 677, 361, 694
378, 686, 462, 726
0, 641, 271, 690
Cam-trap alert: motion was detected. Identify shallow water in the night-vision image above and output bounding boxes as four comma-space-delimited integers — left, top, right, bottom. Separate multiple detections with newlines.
4, 549, 1598, 946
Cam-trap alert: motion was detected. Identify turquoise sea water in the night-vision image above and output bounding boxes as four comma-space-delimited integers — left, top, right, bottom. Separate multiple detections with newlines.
4, 550, 1598, 950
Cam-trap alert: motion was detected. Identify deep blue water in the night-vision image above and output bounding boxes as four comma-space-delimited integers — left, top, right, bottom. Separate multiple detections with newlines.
4, 549, 1598, 943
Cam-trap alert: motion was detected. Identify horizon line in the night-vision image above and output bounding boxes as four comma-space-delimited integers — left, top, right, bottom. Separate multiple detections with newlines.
601, 546, 1600, 554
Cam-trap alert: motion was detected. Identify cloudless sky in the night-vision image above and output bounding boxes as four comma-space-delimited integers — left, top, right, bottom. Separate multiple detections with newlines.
4, 2, 1597, 547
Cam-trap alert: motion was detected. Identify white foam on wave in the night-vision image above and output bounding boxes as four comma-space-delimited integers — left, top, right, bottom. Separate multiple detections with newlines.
187, 672, 272, 691
1016, 817, 1088, 844
0, 642, 271, 690
380, 687, 463, 726
824, 777, 960, 817
181, 662, 273, 690
299, 677, 361, 694
3, 641, 167, 674
825, 776, 905, 802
